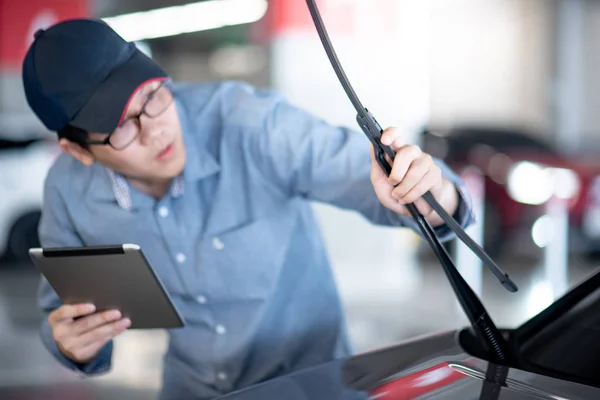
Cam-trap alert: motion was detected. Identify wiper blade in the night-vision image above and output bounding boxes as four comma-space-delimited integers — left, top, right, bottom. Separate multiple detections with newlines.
305, 0, 517, 364
304, 0, 515, 293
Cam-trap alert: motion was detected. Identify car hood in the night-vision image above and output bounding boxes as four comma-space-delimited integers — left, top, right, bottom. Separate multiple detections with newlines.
218, 329, 600, 399
342, 329, 600, 399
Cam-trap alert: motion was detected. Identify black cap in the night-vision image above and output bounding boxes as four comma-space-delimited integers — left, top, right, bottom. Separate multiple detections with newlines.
22, 18, 168, 133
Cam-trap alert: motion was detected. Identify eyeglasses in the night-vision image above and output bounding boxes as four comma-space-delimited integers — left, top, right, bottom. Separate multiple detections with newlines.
86, 80, 174, 151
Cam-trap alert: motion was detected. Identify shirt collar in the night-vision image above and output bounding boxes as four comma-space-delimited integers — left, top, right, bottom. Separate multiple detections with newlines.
99, 87, 219, 211
105, 168, 185, 211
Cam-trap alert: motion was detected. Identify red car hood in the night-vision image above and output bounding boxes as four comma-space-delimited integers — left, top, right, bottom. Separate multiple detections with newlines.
343, 329, 598, 399
218, 268, 600, 400
217, 328, 600, 399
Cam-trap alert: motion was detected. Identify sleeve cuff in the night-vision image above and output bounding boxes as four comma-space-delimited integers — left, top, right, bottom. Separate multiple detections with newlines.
432, 183, 476, 242
40, 317, 113, 376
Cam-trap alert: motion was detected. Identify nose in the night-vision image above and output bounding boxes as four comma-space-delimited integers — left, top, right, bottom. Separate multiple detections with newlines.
138, 115, 164, 146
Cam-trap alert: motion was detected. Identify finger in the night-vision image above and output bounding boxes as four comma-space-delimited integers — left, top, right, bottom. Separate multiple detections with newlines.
388, 145, 423, 186
53, 310, 122, 346
390, 135, 408, 152
71, 310, 123, 336
77, 318, 131, 349
396, 204, 411, 216
383, 152, 393, 168
49, 303, 96, 326
381, 199, 412, 216
381, 127, 410, 153
370, 145, 389, 185
399, 167, 442, 205
380, 129, 405, 163
412, 197, 434, 217
380, 127, 401, 146
63, 331, 117, 364
392, 153, 431, 198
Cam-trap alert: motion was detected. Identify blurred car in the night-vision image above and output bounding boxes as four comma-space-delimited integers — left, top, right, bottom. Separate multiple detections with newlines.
216, 266, 600, 399
0, 136, 59, 264
421, 125, 600, 259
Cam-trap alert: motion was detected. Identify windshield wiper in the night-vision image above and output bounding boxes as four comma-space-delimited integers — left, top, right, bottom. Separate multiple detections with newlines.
305, 0, 517, 365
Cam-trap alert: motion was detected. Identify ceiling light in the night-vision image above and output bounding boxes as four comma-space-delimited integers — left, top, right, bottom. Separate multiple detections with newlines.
103, 0, 268, 42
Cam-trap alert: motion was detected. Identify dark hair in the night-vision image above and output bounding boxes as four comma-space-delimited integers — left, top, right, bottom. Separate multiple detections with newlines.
57, 124, 91, 150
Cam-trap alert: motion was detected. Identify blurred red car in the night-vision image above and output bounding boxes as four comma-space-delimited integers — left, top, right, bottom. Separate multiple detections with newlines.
422, 126, 600, 260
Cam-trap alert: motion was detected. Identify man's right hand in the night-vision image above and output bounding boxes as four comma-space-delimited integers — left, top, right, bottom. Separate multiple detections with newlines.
49, 303, 131, 364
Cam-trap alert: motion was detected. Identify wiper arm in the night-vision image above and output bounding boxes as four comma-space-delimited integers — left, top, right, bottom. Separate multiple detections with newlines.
480, 363, 509, 400
305, 0, 516, 365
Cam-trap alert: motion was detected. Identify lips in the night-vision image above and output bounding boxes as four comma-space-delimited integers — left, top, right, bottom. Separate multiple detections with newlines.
156, 143, 174, 160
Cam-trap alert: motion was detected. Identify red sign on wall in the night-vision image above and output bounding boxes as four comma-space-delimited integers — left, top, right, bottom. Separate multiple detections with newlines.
253, 0, 400, 44
0, 0, 90, 70
266, 0, 356, 37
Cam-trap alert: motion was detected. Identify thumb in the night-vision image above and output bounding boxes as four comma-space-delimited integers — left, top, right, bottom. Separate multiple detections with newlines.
370, 145, 388, 184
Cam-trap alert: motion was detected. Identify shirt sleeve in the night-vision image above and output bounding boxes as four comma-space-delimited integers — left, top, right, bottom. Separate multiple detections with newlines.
37, 179, 113, 376
253, 96, 475, 242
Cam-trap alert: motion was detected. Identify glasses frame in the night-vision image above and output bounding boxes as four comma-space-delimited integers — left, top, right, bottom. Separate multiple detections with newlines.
86, 79, 174, 151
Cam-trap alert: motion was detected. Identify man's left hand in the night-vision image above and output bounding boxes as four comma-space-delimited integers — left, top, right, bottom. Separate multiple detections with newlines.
370, 127, 459, 227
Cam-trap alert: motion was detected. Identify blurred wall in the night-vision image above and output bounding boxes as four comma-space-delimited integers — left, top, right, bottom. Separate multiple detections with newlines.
155, 50, 270, 88
267, 0, 431, 142
429, 0, 555, 136
580, 0, 600, 146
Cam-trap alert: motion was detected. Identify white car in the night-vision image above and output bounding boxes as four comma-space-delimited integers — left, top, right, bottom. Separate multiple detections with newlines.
0, 137, 59, 263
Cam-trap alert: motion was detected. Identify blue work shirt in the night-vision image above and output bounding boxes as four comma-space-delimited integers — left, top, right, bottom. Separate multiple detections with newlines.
37, 81, 474, 399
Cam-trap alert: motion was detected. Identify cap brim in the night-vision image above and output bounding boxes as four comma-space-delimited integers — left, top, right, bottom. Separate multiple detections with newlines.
69, 49, 168, 133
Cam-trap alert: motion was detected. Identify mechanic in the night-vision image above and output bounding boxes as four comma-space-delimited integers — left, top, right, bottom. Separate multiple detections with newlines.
22, 19, 474, 400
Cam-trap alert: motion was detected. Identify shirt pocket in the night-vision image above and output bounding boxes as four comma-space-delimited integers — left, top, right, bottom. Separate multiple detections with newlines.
197, 211, 296, 302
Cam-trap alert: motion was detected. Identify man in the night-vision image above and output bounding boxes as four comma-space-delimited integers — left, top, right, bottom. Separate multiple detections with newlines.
23, 19, 474, 400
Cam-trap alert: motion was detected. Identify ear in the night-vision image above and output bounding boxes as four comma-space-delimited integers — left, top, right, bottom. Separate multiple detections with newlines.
58, 138, 95, 167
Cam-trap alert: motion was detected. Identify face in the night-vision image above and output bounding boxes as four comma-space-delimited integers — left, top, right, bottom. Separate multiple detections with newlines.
73, 79, 186, 183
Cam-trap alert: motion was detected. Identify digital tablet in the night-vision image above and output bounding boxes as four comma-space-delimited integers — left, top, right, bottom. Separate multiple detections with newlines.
29, 244, 185, 329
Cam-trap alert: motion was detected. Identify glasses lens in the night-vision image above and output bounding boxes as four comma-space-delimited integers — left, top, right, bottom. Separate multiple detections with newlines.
109, 119, 139, 149
145, 85, 173, 117
108, 82, 173, 150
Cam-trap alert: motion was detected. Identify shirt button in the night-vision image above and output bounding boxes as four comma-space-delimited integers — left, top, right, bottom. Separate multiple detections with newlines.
176, 253, 186, 263
217, 372, 227, 381
196, 295, 207, 304
215, 324, 227, 335
158, 206, 169, 218
212, 237, 225, 250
